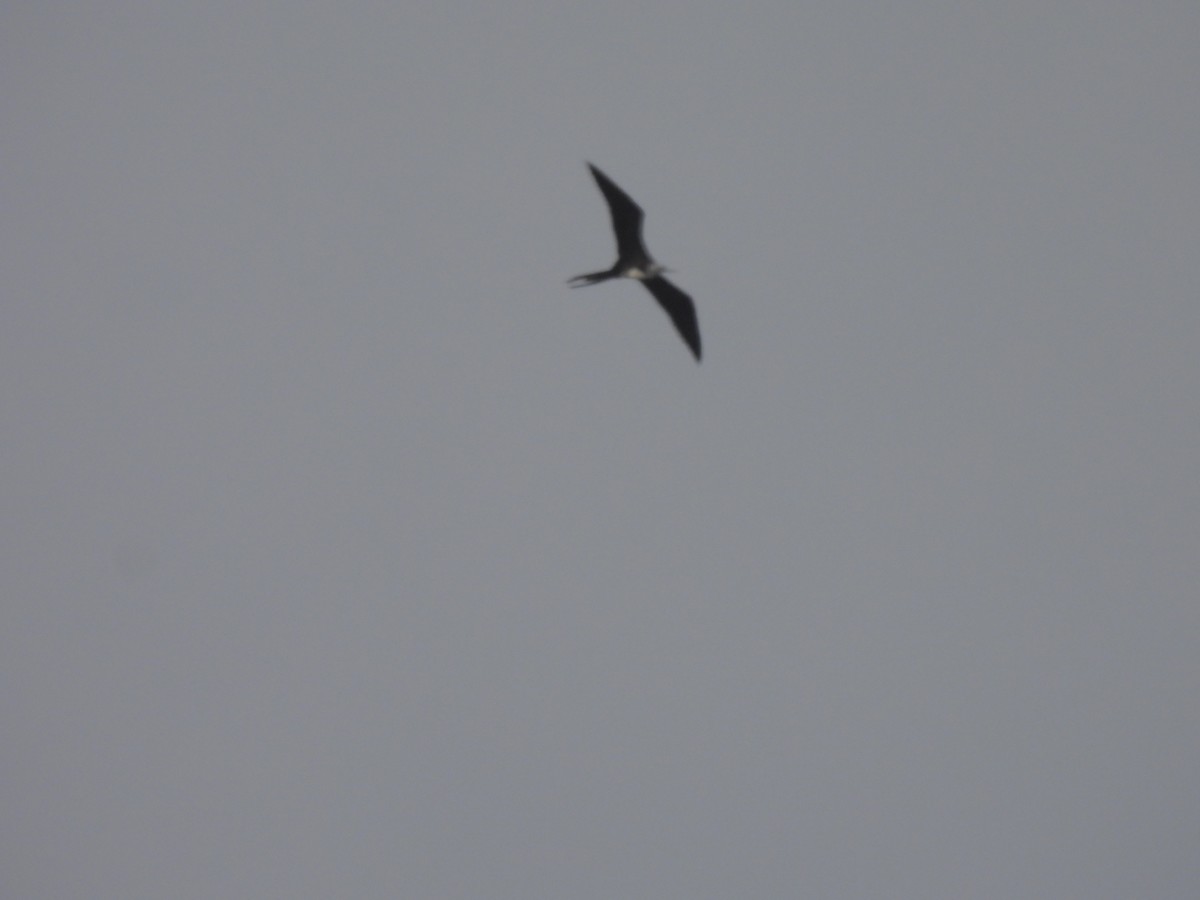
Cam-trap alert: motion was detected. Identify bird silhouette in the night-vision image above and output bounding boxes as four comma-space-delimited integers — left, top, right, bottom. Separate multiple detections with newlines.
569, 163, 702, 362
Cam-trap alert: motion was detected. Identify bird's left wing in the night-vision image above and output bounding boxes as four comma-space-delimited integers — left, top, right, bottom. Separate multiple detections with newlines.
642, 276, 702, 362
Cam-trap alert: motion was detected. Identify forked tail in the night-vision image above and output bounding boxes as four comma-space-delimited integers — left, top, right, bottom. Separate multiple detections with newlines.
567, 268, 618, 287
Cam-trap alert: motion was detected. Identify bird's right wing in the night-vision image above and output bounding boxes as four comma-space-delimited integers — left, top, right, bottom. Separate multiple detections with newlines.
587, 163, 646, 263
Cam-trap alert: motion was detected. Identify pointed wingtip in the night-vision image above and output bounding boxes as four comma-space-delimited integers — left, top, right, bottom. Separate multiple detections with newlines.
640, 276, 702, 364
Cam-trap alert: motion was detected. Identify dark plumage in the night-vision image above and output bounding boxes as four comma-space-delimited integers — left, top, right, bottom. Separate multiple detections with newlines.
569, 163, 702, 362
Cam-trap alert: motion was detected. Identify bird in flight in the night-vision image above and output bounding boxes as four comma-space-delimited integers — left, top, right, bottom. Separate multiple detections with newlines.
569, 163, 702, 362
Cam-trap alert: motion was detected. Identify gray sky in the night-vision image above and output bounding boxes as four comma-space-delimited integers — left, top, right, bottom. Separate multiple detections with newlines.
3, 3, 1198, 897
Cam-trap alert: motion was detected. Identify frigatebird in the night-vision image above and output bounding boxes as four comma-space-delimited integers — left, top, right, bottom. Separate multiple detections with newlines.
569, 163, 702, 362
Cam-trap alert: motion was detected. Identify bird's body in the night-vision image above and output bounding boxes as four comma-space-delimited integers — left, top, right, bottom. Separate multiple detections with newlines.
569, 163, 702, 361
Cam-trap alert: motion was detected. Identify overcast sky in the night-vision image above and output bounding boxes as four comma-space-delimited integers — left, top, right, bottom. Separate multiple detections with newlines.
3, 3, 1198, 898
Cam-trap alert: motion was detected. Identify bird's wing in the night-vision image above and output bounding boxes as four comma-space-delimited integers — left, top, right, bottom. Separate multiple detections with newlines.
642, 276, 702, 362
587, 163, 646, 263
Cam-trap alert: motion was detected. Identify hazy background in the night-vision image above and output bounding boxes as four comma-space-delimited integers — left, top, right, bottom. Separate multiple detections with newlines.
3, 4, 1198, 897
